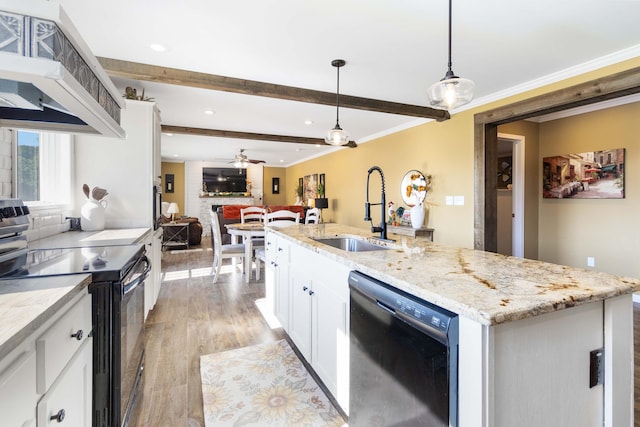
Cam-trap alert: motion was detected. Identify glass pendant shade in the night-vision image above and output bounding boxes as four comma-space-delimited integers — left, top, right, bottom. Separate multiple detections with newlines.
427, 0, 474, 110
234, 159, 249, 168
325, 124, 350, 146
325, 59, 350, 146
428, 72, 475, 110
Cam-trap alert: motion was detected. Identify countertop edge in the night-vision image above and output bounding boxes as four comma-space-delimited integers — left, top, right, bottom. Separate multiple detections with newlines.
270, 225, 639, 326
0, 274, 92, 360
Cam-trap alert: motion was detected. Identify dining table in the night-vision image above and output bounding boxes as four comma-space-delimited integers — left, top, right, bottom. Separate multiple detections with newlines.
224, 222, 266, 283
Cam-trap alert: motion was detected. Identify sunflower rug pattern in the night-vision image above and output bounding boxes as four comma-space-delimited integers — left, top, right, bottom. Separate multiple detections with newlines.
200, 339, 344, 426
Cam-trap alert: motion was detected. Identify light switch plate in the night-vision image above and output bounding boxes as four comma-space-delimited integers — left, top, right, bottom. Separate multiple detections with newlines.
453, 196, 465, 206
445, 196, 453, 206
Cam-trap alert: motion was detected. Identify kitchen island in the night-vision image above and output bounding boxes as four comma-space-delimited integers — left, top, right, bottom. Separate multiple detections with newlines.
267, 223, 638, 426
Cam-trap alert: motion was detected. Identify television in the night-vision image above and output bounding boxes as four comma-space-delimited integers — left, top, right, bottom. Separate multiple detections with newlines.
203, 167, 247, 193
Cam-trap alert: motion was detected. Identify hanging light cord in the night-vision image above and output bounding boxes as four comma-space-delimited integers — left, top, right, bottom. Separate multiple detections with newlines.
335, 65, 341, 126
447, 0, 453, 75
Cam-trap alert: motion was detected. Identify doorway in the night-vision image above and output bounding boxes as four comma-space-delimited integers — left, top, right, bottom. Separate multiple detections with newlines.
496, 134, 524, 257
473, 65, 640, 252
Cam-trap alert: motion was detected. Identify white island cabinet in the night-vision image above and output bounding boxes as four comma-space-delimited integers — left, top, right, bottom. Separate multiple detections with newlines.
0, 277, 92, 427
268, 224, 638, 426
266, 229, 350, 413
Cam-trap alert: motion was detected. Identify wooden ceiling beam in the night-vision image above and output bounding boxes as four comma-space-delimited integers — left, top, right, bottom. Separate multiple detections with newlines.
161, 125, 358, 148
98, 57, 450, 121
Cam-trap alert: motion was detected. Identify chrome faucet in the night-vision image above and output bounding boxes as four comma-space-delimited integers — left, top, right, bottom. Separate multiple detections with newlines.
364, 166, 389, 241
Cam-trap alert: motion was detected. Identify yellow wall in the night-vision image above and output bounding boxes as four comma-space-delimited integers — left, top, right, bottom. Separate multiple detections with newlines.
285, 58, 640, 252
263, 166, 287, 206
537, 101, 639, 277
161, 161, 185, 216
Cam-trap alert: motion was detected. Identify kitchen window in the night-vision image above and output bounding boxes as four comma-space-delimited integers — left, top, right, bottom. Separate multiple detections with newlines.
15, 130, 73, 206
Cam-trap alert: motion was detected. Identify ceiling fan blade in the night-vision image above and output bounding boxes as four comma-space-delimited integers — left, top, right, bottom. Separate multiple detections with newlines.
249, 159, 266, 164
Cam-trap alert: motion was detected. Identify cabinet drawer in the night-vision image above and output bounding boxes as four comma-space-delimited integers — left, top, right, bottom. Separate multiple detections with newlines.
37, 338, 92, 427
36, 293, 92, 393
0, 350, 37, 427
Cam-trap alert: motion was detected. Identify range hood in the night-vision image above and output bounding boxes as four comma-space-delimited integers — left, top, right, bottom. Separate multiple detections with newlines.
0, 1, 125, 138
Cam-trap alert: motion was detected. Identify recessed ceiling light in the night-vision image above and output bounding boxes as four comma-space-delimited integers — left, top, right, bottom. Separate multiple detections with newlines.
164, 133, 173, 136
204, 110, 215, 115
315, 144, 322, 148
173, 154, 178, 157
149, 43, 167, 52
304, 120, 314, 125
280, 159, 284, 163
295, 148, 301, 152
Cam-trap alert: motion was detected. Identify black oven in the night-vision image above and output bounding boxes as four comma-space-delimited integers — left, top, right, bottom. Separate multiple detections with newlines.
91, 252, 149, 427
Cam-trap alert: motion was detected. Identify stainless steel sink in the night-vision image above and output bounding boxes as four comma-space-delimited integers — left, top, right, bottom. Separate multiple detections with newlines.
312, 237, 390, 252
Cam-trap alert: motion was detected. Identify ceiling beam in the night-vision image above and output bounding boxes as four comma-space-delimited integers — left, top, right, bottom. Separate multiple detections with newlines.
161, 125, 358, 148
98, 57, 450, 121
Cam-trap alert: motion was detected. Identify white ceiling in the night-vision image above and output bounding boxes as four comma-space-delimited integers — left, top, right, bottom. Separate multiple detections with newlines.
57, 0, 640, 166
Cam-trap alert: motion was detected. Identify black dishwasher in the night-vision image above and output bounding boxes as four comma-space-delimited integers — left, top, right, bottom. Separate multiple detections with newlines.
349, 271, 458, 427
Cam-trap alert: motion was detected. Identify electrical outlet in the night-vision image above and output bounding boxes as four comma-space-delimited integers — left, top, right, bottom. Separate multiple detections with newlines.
587, 257, 595, 267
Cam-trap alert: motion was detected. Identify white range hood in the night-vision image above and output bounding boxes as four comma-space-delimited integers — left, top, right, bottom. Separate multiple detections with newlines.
0, 0, 125, 138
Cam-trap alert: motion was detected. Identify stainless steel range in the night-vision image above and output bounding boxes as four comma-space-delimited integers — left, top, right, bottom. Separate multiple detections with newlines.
0, 199, 150, 427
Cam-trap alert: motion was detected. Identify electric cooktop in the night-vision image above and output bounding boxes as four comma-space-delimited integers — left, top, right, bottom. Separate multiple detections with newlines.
1, 244, 145, 282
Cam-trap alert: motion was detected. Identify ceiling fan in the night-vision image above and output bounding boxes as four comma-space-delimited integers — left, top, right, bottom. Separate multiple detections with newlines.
230, 149, 266, 168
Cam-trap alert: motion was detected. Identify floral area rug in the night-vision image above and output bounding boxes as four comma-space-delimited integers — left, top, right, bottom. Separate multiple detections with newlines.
200, 339, 345, 427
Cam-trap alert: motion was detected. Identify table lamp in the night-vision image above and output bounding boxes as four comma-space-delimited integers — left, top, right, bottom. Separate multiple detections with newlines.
314, 198, 328, 223
167, 202, 179, 223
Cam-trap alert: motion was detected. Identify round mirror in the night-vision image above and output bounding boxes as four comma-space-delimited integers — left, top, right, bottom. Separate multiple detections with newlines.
401, 170, 428, 207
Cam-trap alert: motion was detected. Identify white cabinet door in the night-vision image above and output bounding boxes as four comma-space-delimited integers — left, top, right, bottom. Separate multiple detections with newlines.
0, 350, 37, 427
288, 266, 313, 361
37, 338, 92, 427
144, 228, 163, 319
312, 276, 348, 401
273, 238, 290, 329
152, 228, 163, 304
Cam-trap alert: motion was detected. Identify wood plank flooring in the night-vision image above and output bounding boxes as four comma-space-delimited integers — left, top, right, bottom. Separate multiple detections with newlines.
133, 240, 640, 426
132, 241, 284, 427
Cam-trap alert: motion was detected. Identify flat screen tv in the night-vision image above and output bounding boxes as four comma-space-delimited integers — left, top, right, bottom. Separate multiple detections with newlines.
203, 167, 247, 193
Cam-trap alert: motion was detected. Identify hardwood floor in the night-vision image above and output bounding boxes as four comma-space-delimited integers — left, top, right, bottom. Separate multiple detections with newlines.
133, 241, 284, 427
133, 240, 640, 426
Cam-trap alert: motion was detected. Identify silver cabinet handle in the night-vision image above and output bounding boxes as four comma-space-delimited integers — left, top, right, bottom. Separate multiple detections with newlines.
70, 330, 83, 341
309, 290, 315, 296
50, 409, 65, 423
303, 286, 308, 292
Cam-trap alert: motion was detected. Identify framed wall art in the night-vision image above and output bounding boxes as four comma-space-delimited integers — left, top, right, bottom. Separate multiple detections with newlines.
542, 148, 625, 199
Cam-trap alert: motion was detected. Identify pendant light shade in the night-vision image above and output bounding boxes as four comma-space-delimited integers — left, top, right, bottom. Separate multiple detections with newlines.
325, 59, 350, 146
427, 0, 474, 110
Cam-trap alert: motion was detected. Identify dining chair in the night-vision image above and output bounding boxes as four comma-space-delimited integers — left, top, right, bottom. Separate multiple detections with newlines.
254, 247, 266, 281
265, 209, 300, 228
304, 207, 320, 224
240, 206, 266, 253
240, 206, 266, 223
210, 210, 246, 284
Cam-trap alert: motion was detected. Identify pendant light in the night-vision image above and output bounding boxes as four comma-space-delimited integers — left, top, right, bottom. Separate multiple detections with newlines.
325, 59, 350, 146
427, 0, 474, 110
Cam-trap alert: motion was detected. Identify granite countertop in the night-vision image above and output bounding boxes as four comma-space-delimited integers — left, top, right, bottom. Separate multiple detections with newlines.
0, 274, 91, 360
271, 223, 640, 326
28, 227, 152, 249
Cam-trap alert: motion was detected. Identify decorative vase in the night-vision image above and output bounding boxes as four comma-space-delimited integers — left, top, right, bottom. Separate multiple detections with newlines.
410, 203, 425, 229
80, 199, 108, 231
